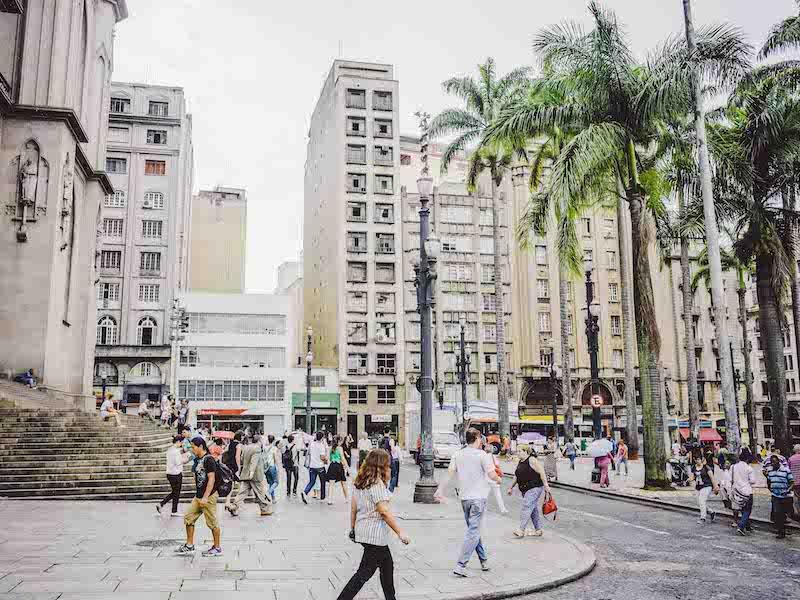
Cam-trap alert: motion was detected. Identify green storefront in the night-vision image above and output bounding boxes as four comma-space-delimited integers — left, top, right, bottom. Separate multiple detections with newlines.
291, 392, 340, 434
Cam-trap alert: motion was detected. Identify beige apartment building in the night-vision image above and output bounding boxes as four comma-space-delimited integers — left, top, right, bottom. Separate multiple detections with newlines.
94, 83, 194, 408
189, 185, 247, 293
304, 60, 406, 442
0, 1, 127, 404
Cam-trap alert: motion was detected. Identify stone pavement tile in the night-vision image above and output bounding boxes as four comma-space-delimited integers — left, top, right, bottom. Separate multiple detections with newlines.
113, 577, 183, 592
11, 580, 118, 593
59, 594, 171, 600
271, 583, 315, 600
180, 578, 236, 591
243, 570, 312, 581
0, 577, 22, 593
40, 564, 111, 578
172, 593, 273, 600
0, 594, 60, 600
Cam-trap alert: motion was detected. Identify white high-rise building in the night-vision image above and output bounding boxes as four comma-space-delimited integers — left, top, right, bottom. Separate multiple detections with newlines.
93, 83, 194, 409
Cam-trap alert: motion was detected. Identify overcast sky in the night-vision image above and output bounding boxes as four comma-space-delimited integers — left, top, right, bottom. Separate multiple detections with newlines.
112, 0, 795, 292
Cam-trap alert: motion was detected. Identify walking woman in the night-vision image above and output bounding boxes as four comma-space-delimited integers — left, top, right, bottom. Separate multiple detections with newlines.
343, 433, 355, 470
326, 435, 350, 505
486, 444, 508, 514
597, 446, 613, 488
222, 431, 243, 510
730, 448, 755, 535
157, 435, 186, 516
336, 449, 410, 600
357, 432, 372, 469
543, 435, 558, 482
689, 452, 719, 524
507, 446, 551, 537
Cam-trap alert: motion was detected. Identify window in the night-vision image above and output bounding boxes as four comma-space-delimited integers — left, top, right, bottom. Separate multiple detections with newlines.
373, 91, 393, 111
609, 283, 619, 302
480, 237, 494, 254
376, 292, 395, 312
481, 264, 497, 283
377, 385, 396, 404
108, 126, 129, 142
130, 362, 158, 378
377, 354, 396, 374
375, 174, 394, 194
97, 282, 120, 303
347, 322, 367, 343
347, 172, 367, 193
105, 190, 126, 207
145, 160, 166, 176
446, 263, 472, 281
137, 317, 157, 345
540, 349, 553, 367
96, 316, 118, 345
376, 322, 396, 342
138, 283, 159, 303
443, 293, 474, 310
347, 291, 367, 312
539, 312, 551, 332
140, 252, 161, 273
141, 220, 162, 239
410, 352, 421, 370
103, 218, 123, 238
535, 245, 547, 265
483, 293, 497, 312
348, 262, 367, 282
606, 250, 617, 269
537, 279, 549, 299
347, 353, 368, 375
603, 218, 615, 237
787, 378, 797, 393
348, 385, 367, 404
110, 97, 130, 113
376, 233, 395, 254
106, 158, 127, 173
400, 154, 412, 165
347, 231, 367, 253
786, 355, 795, 371
375, 263, 395, 283
346, 89, 366, 109
347, 116, 366, 136
583, 249, 593, 265
611, 315, 622, 335
480, 209, 495, 226
178, 379, 285, 402
375, 119, 392, 138
374, 145, 393, 165
785, 330, 792, 348
100, 250, 122, 270
144, 192, 164, 209
146, 129, 167, 144
347, 201, 366, 222
441, 206, 473, 224
484, 323, 497, 342
567, 314, 573, 335
347, 144, 366, 164
148, 101, 168, 116
569, 348, 576, 368
581, 217, 591, 235
94, 362, 118, 384
187, 314, 287, 335
613, 349, 623, 368
374, 204, 394, 223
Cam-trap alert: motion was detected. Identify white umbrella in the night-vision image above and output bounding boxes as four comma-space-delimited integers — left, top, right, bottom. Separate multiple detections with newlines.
588, 439, 612, 458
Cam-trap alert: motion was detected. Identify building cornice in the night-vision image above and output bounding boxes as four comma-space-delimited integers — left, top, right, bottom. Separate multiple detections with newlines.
109, 113, 181, 127
75, 146, 114, 195
106, 144, 181, 157
6, 105, 89, 142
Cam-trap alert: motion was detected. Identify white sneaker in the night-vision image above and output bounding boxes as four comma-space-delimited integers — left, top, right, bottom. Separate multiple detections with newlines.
327, 499, 334, 505
170, 512, 184, 517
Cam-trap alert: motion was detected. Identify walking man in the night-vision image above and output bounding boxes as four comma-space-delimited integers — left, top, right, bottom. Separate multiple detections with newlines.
787, 444, 800, 520
766, 453, 795, 539
301, 431, 329, 503
264, 434, 282, 501
157, 435, 185, 516
283, 434, 301, 497
434, 428, 501, 578
228, 434, 273, 517
563, 439, 577, 470
175, 438, 223, 556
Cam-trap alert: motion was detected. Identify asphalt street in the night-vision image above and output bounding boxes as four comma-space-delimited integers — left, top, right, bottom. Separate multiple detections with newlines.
412, 465, 800, 600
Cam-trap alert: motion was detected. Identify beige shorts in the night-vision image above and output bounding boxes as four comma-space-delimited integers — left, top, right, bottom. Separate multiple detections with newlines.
184, 493, 219, 530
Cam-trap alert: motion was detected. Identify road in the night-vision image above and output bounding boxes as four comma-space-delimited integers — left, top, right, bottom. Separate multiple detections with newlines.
407, 465, 800, 600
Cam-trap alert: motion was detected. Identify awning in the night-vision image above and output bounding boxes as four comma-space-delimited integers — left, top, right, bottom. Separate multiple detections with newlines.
197, 409, 247, 416
679, 428, 723, 443
520, 415, 565, 424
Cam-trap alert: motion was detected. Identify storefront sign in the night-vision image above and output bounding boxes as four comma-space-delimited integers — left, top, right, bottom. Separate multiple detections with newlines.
370, 414, 392, 423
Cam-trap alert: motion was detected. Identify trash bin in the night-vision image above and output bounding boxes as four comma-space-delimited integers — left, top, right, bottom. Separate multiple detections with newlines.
580, 438, 587, 452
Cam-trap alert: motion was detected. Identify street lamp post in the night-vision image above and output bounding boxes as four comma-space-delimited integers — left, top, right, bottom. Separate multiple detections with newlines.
413, 111, 441, 504
584, 266, 602, 440
305, 326, 314, 435
456, 316, 470, 443
550, 365, 560, 441
101, 373, 107, 406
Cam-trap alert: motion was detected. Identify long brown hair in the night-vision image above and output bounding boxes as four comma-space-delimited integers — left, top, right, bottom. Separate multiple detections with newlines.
354, 448, 390, 490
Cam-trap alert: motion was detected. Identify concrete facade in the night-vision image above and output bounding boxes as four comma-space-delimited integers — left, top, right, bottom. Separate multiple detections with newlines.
189, 185, 247, 293
93, 82, 194, 409
304, 60, 406, 442
0, 1, 127, 407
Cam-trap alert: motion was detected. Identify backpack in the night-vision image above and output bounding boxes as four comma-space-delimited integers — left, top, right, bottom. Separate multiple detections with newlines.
215, 460, 235, 498
380, 435, 391, 452
282, 444, 295, 469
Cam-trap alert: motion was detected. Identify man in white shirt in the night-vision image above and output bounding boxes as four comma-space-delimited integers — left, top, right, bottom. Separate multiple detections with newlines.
434, 427, 501, 577
99, 397, 123, 428
301, 431, 329, 503
157, 435, 186, 516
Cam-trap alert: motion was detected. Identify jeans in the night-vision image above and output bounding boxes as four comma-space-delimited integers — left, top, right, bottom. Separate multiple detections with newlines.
389, 459, 399, 492
697, 486, 714, 520
567, 454, 576, 470
519, 486, 545, 531
337, 543, 395, 600
266, 465, 279, 500
160, 473, 182, 513
457, 498, 488, 568
617, 458, 628, 475
304, 467, 327, 499
737, 494, 753, 530
286, 465, 299, 495
772, 496, 792, 535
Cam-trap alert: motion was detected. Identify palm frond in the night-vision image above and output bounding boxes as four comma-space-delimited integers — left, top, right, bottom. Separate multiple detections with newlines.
442, 76, 485, 116
759, 14, 800, 59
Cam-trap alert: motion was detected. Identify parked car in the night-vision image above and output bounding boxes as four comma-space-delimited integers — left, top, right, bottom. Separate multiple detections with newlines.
433, 431, 461, 467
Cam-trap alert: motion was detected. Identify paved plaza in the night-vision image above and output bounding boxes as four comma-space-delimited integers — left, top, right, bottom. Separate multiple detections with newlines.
0, 476, 594, 600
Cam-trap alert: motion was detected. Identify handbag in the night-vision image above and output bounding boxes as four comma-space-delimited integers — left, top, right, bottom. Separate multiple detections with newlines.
542, 491, 558, 520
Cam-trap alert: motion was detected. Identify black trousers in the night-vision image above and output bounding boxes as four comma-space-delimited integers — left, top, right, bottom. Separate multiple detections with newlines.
772, 496, 793, 535
160, 474, 183, 513
286, 465, 299, 494
337, 543, 395, 600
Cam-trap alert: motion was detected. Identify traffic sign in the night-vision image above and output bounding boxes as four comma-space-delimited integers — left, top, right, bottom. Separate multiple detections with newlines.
590, 394, 603, 408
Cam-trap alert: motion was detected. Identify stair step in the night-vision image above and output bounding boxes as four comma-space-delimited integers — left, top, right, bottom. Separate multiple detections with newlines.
0, 440, 172, 451
0, 465, 191, 478
0, 477, 196, 490
0, 458, 171, 469
0, 483, 198, 497
1, 491, 198, 501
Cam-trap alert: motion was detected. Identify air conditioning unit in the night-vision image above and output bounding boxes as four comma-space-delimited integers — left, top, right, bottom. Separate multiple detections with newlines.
143, 198, 153, 209
377, 366, 387, 374
603, 231, 613, 239
375, 332, 387, 343
357, 367, 367, 375
359, 187, 366, 193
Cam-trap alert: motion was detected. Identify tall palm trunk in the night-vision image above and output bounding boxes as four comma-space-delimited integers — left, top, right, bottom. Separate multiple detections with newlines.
678, 188, 700, 440
626, 143, 669, 487
683, 0, 740, 453
492, 178, 509, 439
558, 263, 574, 441
737, 283, 757, 455
785, 186, 800, 394
756, 255, 790, 455
617, 187, 639, 459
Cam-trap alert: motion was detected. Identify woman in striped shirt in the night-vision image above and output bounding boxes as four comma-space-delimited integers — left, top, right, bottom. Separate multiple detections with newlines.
336, 449, 410, 600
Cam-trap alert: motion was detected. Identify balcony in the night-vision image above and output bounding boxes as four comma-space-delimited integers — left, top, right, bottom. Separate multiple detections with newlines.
140, 269, 160, 278
374, 147, 393, 165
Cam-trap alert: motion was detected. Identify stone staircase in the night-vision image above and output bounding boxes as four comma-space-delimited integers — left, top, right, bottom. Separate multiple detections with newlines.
0, 389, 195, 500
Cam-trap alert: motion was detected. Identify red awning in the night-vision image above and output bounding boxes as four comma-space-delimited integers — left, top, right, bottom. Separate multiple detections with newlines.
679, 428, 723, 443
197, 409, 247, 416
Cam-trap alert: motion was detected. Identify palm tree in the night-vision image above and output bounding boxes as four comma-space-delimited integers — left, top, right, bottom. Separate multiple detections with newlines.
428, 58, 530, 439
485, 1, 747, 487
